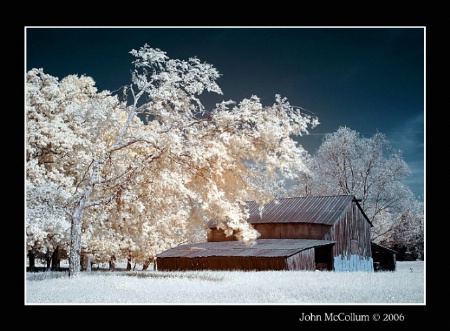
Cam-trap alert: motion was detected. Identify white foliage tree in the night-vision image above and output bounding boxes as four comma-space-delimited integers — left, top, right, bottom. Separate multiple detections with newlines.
290, 126, 424, 256
245, 163, 290, 200
26, 181, 72, 268
26, 45, 319, 276
26, 68, 125, 270
375, 195, 424, 260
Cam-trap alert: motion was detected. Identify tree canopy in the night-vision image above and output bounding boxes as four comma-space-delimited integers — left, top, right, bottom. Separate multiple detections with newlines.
26, 45, 319, 275
290, 126, 424, 258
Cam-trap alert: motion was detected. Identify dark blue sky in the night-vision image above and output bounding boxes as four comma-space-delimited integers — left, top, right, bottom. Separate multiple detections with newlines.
25, 27, 425, 200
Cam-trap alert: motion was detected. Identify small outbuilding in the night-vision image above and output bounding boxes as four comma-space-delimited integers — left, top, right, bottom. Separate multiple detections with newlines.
371, 242, 397, 271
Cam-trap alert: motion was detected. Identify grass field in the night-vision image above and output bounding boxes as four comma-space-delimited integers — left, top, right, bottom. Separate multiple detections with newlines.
25, 260, 424, 304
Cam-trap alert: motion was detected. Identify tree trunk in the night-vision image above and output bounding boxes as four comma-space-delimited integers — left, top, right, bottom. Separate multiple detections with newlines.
45, 251, 51, 270
80, 251, 93, 271
68, 159, 102, 277
68, 212, 83, 276
142, 257, 152, 271
127, 257, 132, 271
80, 253, 86, 271
86, 255, 92, 272
28, 250, 36, 272
68, 187, 93, 277
51, 246, 61, 271
109, 255, 116, 271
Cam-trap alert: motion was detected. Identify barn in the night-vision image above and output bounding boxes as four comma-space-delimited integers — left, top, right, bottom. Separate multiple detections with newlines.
155, 239, 335, 271
155, 195, 394, 272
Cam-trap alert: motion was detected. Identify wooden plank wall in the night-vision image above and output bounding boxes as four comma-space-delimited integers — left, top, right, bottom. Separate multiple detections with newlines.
322, 202, 374, 271
156, 256, 291, 271
207, 223, 331, 241
323, 202, 372, 259
286, 248, 315, 270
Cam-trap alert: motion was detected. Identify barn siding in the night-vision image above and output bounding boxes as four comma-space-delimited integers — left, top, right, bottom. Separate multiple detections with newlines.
207, 229, 235, 242
333, 255, 374, 272
256, 223, 330, 239
323, 201, 373, 271
286, 248, 315, 270
208, 223, 331, 242
156, 254, 318, 272
156, 256, 291, 271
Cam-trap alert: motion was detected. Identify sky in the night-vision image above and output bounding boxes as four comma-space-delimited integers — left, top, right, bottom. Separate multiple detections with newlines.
25, 26, 425, 200
26, 260, 424, 305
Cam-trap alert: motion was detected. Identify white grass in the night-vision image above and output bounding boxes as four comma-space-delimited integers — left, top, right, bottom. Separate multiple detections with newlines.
25, 261, 424, 305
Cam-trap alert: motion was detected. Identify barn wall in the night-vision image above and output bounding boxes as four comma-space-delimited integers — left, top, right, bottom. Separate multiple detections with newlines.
333, 255, 373, 272
156, 256, 290, 271
286, 248, 315, 270
272, 223, 330, 239
323, 201, 373, 272
207, 223, 331, 242
207, 229, 236, 242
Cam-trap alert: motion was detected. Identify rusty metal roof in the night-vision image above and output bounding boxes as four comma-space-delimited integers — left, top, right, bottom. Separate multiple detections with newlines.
155, 239, 335, 258
208, 195, 358, 227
